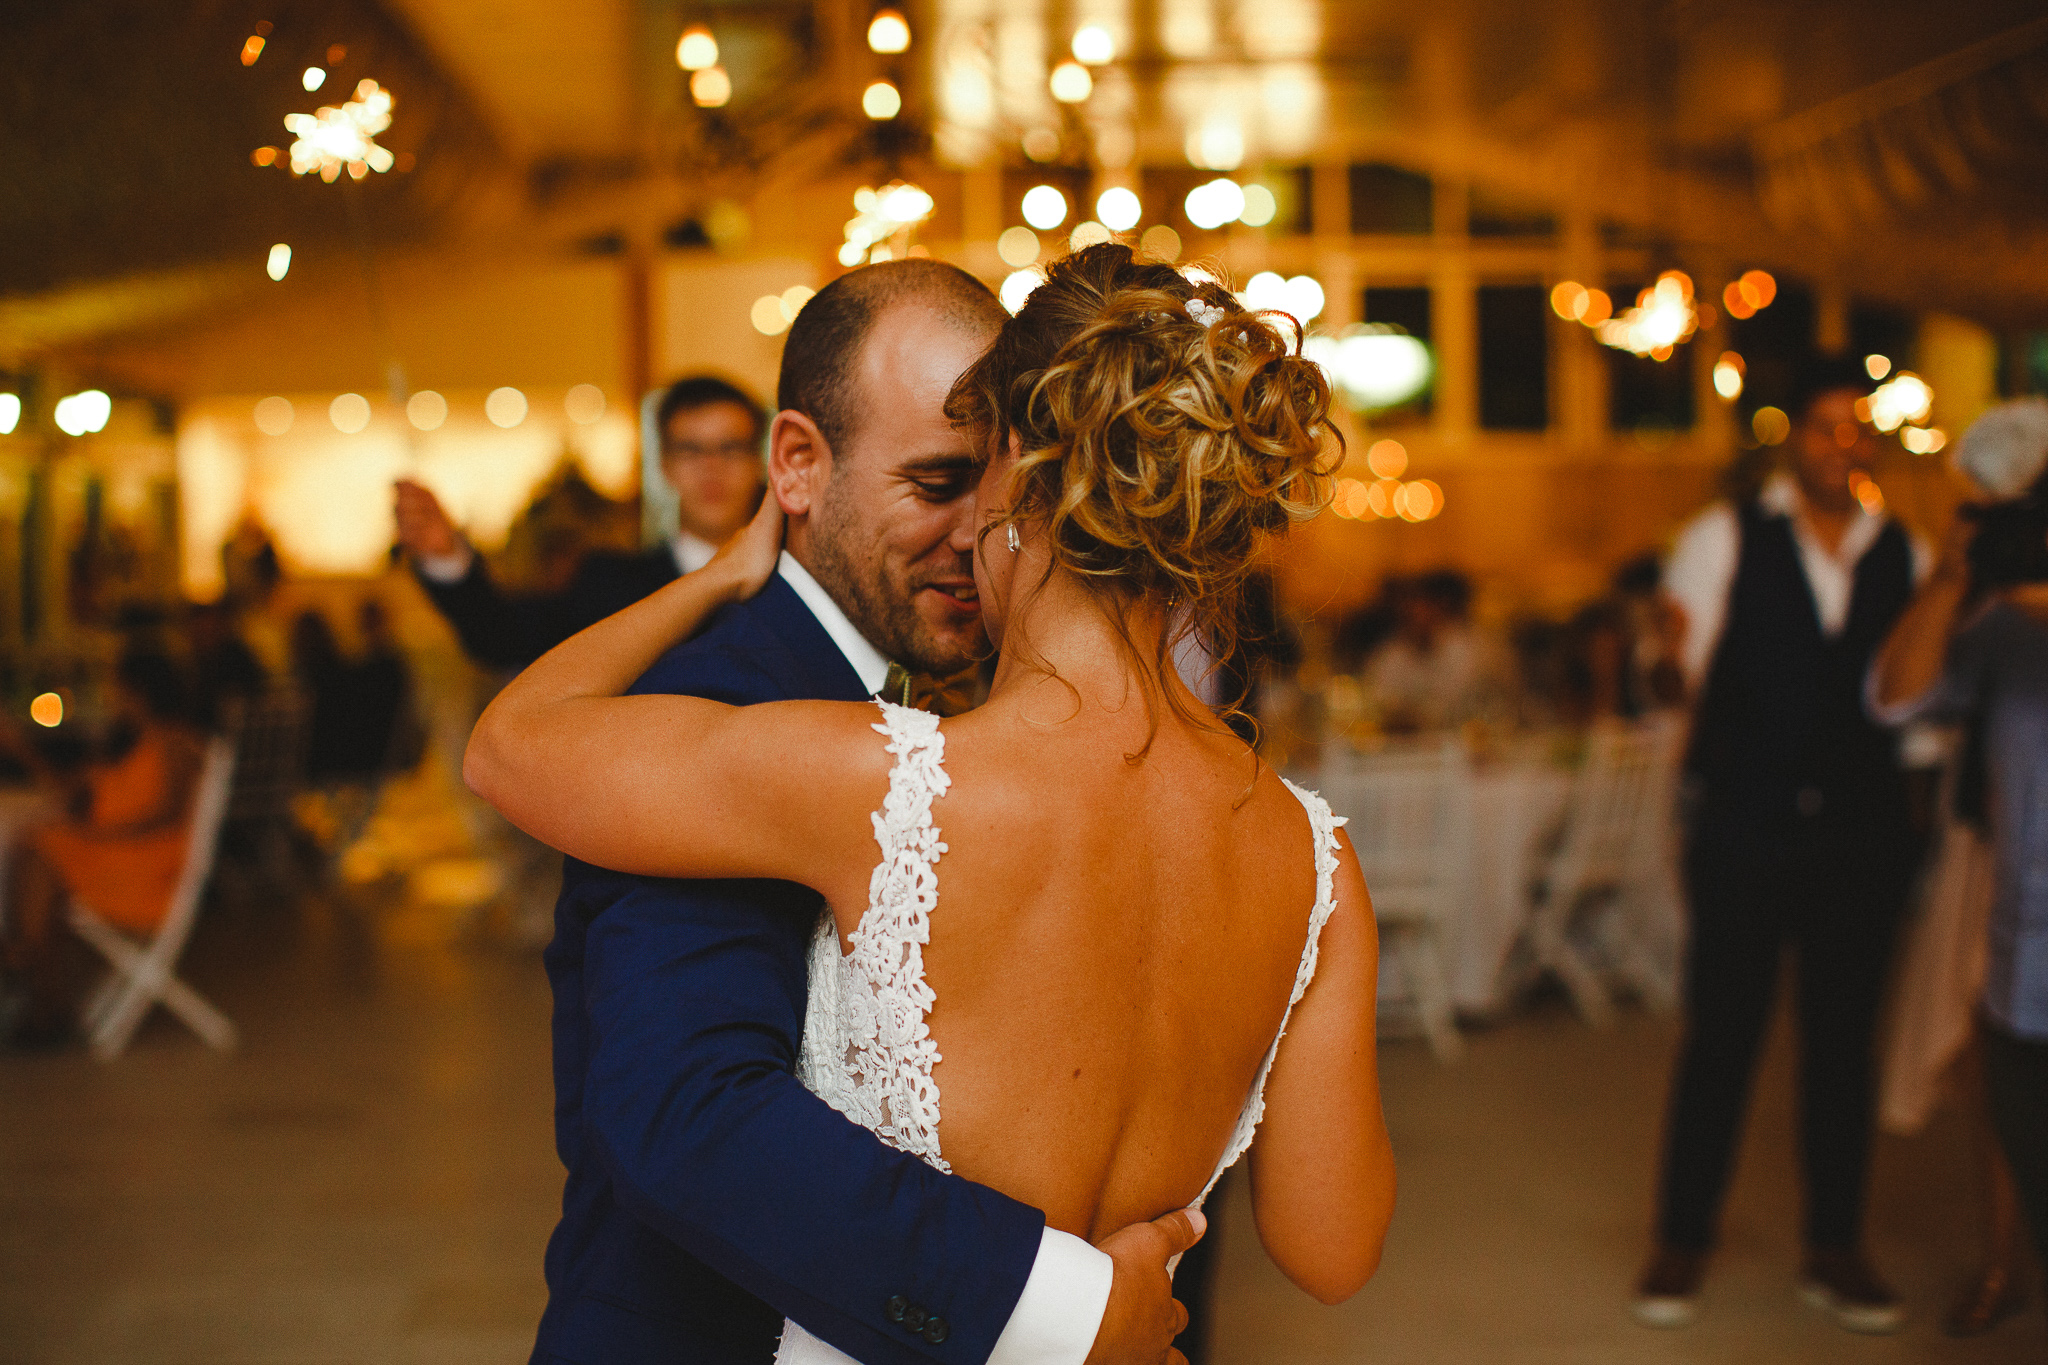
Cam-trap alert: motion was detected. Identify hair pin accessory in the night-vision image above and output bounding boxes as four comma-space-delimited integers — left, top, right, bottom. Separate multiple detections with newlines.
1006, 523, 1021, 552
1186, 299, 1225, 328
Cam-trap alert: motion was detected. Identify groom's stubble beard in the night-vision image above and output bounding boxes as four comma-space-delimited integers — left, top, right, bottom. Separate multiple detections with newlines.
806, 473, 984, 677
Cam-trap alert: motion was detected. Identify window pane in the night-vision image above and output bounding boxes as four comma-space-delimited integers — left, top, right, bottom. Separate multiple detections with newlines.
1348, 164, 1432, 235
1479, 285, 1548, 430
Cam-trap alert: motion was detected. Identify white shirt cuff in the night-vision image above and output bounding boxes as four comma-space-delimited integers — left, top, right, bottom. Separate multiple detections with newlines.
986, 1227, 1113, 1365
414, 544, 475, 583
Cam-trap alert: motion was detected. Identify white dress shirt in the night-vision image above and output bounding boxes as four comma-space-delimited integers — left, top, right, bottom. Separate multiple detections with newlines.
777, 549, 1116, 1365
1664, 473, 1931, 691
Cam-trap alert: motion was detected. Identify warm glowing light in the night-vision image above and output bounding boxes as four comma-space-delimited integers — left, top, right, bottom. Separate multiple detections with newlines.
1303, 327, 1435, 410
1185, 119, 1244, 171
284, 78, 395, 180
1072, 25, 1115, 64
1752, 405, 1790, 445
1096, 187, 1141, 232
253, 396, 294, 435
1070, 221, 1112, 250
677, 26, 718, 70
1139, 224, 1181, 261
1581, 289, 1613, 325
1000, 269, 1043, 314
251, 145, 278, 167
1365, 479, 1398, 518
1901, 426, 1947, 454
1022, 185, 1069, 230
0, 393, 19, 435
30, 693, 62, 728
867, 9, 911, 54
302, 66, 326, 91
691, 66, 732, 107
1021, 128, 1061, 162
1868, 371, 1933, 432
241, 35, 266, 65
997, 227, 1040, 267
1241, 271, 1323, 324
1396, 479, 1444, 522
330, 392, 371, 434
1239, 184, 1278, 227
1551, 281, 1583, 319
1740, 270, 1776, 308
53, 390, 111, 437
1596, 272, 1697, 359
265, 242, 291, 281
1713, 351, 1745, 401
863, 80, 902, 120
328, 45, 347, 65
1049, 61, 1093, 103
837, 241, 866, 267
1366, 440, 1407, 480
1344, 480, 1375, 519
842, 181, 934, 265
779, 285, 816, 323
1848, 470, 1884, 515
565, 385, 606, 425
752, 296, 791, 336
406, 390, 447, 430
1184, 178, 1246, 230
1865, 354, 1892, 380
485, 387, 528, 429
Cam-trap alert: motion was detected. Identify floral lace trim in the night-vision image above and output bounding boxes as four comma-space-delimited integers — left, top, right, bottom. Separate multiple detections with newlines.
1194, 778, 1345, 1205
797, 700, 952, 1172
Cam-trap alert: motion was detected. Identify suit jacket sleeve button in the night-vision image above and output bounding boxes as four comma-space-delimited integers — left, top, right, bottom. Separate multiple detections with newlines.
903, 1306, 928, 1332
924, 1317, 949, 1344
886, 1296, 908, 1323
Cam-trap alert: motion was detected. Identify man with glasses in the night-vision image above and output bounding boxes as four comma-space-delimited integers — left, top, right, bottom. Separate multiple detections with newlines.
1634, 356, 1930, 1334
395, 376, 766, 670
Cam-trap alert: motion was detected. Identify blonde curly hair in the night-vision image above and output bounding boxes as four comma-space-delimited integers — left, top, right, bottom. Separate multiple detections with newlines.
945, 242, 1337, 731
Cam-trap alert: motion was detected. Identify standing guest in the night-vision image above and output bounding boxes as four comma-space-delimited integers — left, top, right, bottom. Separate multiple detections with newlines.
393, 376, 766, 671
186, 599, 266, 731
1870, 397, 2048, 1335
1635, 356, 1928, 1333
0, 653, 206, 1048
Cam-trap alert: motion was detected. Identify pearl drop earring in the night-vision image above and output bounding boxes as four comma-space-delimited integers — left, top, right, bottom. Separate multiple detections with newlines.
1006, 524, 1020, 552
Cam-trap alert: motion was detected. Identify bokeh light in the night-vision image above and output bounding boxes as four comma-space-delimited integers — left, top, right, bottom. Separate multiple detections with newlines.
867, 10, 911, 54
1096, 187, 1141, 232
1752, 405, 1790, 445
1865, 354, 1892, 380
1000, 269, 1043, 314
1070, 221, 1112, 250
1139, 225, 1181, 261
1239, 184, 1278, 227
485, 387, 528, 429
266, 243, 291, 281
54, 390, 112, 436
253, 396, 294, 435
1712, 352, 1745, 401
0, 393, 18, 435
406, 390, 447, 431
1184, 179, 1246, 230
997, 227, 1041, 267
1021, 185, 1068, 230
691, 66, 732, 107
1366, 440, 1408, 479
30, 693, 63, 728
676, 26, 718, 70
1072, 25, 1114, 64
862, 81, 902, 120
565, 385, 606, 425
1049, 61, 1092, 103
329, 393, 371, 434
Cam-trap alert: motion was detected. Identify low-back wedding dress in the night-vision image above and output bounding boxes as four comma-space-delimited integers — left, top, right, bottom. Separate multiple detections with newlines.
777, 700, 1344, 1365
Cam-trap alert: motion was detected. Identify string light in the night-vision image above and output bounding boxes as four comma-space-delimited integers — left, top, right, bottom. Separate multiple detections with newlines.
1021, 185, 1068, 230
1596, 272, 1697, 360
302, 66, 326, 91
1139, 224, 1181, 261
240, 34, 266, 65
691, 67, 732, 107
863, 81, 901, 120
997, 227, 1040, 267
1867, 371, 1933, 432
867, 9, 911, 54
53, 390, 112, 436
266, 243, 292, 281
1184, 179, 1245, 230
0, 393, 19, 435
485, 387, 528, 429
1303, 327, 1434, 410
1721, 269, 1776, 320
253, 396, 294, 435
1713, 351, 1745, 400
565, 385, 607, 425
330, 393, 371, 433
284, 79, 395, 181
842, 181, 935, 267
1070, 221, 1112, 250
1865, 354, 1892, 380
1000, 269, 1043, 314
1366, 440, 1407, 479
1096, 187, 1141, 232
1049, 61, 1092, 103
677, 26, 718, 70
1239, 184, 1278, 227
406, 391, 447, 430
1240, 271, 1324, 325
1072, 25, 1114, 64
30, 693, 63, 727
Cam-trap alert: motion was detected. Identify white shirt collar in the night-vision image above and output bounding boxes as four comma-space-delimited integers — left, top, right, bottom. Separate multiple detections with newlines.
776, 550, 894, 695
671, 532, 718, 576
1759, 471, 1885, 566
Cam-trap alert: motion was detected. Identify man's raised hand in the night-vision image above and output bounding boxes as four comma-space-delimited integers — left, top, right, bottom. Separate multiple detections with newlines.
393, 479, 463, 561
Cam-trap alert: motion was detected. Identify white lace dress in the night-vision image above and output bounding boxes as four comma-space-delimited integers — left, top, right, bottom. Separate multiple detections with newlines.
777, 700, 1345, 1365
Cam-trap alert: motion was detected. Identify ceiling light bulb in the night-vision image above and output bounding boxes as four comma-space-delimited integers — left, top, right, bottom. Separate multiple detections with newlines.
1071, 25, 1114, 64
862, 81, 902, 120
677, 26, 718, 70
1049, 61, 1092, 103
1021, 184, 1068, 230
867, 9, 911, 53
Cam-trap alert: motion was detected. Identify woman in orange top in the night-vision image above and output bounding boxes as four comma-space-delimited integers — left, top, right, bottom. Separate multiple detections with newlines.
2, 653, 205, 1047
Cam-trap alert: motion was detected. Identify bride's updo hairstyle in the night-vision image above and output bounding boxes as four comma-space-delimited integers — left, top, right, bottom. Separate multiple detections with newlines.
945, 242, 1336, 729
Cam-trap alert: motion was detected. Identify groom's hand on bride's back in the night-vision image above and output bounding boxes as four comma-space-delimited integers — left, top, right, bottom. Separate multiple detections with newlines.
1086, 1207, 1206, 1365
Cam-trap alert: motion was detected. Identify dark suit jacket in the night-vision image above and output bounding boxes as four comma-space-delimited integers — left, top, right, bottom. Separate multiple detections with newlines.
534, 573, 1044, 1365
418, 546, 679, 671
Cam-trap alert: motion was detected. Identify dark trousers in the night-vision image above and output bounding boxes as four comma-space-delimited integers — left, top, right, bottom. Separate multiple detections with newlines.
1654, 798, 1912, 1252
1982, 1020, 2048, 1270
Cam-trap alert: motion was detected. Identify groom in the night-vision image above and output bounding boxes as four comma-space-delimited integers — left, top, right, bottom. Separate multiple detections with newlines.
535, 259, 1203, 1365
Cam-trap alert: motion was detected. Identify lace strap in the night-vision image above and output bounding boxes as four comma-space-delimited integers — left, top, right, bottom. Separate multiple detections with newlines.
1194, 779, 1346, 1204
846, 699, 952, 1168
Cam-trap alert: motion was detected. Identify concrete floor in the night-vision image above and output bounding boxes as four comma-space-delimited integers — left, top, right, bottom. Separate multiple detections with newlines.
3, 883, 2043, 1364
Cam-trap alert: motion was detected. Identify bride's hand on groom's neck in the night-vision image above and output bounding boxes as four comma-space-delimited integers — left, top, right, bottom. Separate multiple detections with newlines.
1085, 1207, 1206, 1365
701, 489, 785, 604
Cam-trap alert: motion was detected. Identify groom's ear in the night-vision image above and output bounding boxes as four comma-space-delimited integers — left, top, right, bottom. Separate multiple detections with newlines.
767, 409, 832, 518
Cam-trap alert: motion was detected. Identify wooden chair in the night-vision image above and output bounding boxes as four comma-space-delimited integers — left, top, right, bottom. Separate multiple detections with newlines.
1522, 719, 1682, 1026
68, 737, 240, 1061
1320, 737, 1467, 1061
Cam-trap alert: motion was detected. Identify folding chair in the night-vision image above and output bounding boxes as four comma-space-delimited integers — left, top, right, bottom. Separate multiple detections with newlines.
1321, 737, 1467, 1061
1521, 719, 1679, 1027
68, 737, 240, 1061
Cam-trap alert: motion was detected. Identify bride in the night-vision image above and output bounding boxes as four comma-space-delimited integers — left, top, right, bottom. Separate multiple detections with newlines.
467, 244, 1396, 1355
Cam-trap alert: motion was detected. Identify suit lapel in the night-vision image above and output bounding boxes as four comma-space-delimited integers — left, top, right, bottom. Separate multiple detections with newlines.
747, 575, 873, 703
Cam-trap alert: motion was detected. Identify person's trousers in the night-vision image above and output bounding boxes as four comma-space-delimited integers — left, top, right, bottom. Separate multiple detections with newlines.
1981, 1020, 2048, 1270
1653, 800, 1913, 1252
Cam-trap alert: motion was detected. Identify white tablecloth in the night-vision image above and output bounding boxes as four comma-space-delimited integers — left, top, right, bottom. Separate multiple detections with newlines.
1451, 765, 1573, 1013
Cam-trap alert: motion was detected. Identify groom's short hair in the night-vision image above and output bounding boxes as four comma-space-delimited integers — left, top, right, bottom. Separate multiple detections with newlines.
777, 259, 1005, 457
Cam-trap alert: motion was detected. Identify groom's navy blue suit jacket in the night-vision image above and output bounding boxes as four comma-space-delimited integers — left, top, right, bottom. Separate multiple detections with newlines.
533, 573, 1045, 1365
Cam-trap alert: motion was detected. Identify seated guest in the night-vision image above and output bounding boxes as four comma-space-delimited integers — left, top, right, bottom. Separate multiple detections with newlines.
186, 598, 266, 731
1, 653, 206, 1047
394, 376, 766, 670
1361, 569, 1515, 732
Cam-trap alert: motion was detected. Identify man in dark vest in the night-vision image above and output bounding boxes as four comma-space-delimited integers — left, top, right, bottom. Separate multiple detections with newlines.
394, 376, 766, 670
1634, 356, 1929, 1334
